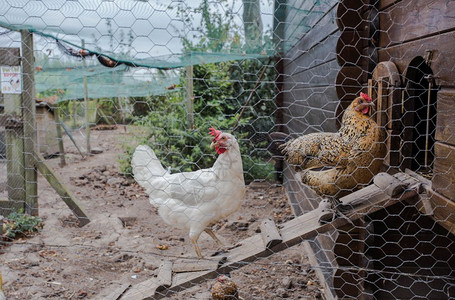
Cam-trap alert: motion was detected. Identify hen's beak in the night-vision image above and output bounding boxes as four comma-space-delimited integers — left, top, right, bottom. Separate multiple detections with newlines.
210, 141, 217, 149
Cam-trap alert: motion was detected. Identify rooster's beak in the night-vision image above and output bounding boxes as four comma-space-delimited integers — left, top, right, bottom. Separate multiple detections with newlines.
210, 141, 217, 149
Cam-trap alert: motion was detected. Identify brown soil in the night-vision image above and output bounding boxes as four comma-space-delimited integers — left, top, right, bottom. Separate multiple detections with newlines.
0, 126, 322, 299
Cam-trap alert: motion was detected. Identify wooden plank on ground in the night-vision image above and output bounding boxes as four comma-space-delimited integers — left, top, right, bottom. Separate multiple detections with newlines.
117, 173, 421, 300
120, 278, 161, 300
172, 257, 226, 273
260, 219, 282, 249
33, 150, 90, 226
94, 282, 131, 300
156, 260, 172, 288
302, 241, 337, 300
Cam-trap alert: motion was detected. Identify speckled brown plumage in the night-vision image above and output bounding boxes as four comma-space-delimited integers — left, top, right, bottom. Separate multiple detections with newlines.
211, 275, 239, 300
280, 94, 387, 197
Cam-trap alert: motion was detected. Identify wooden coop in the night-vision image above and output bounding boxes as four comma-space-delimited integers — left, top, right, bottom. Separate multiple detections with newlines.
274, 0, 455, 299
0, 100, 59, 159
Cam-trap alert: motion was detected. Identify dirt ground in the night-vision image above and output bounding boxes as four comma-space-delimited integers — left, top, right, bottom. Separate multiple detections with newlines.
0, 126, 322, 299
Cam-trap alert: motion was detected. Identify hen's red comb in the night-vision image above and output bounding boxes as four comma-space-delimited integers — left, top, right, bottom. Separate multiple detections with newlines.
360, 92, 372, 102
209, 127, 222, 140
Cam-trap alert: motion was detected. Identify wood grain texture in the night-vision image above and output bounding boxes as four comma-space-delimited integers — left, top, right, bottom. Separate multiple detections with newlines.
284, 34, 338, 76
281, 86, 339, 135
0, 48, 20, 66
435, 89, 455, 145
378, 31, 455, 86
379, 0, 455, 47
284, 3, 339, 64
433, 142, 455, 201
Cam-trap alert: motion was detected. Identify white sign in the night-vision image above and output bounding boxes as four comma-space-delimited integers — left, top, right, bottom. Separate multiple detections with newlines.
1, 66, 22, 94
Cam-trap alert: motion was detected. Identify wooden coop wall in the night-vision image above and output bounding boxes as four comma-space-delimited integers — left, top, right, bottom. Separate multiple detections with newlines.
278, 0, 340, 137
376, 0, 455, 227
276, 0, 455, 299
35, 104, 59, 157
0, 103, 59, 158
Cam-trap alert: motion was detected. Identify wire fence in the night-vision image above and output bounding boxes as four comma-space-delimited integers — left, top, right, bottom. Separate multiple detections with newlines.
0, 0, 454, 299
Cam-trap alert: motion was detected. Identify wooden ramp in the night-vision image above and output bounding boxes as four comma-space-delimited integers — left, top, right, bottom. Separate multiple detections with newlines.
98, 172, 423, 300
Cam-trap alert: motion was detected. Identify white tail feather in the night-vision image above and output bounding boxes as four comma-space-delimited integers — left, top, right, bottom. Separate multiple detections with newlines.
132, 145, 167, 194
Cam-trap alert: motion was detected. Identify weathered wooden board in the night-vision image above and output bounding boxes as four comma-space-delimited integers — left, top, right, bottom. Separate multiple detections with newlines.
435, 89, 455, 145
432, 142, 455, 201
303, 241, 337, 300
379, 0, 455, 47
112, 173, 420, 300
0, 48, 20, 66
283, 163, 322, 215
21, 30, 38, 216
285, 0, 337, 52
428, 189, 455, 236
379, 0, 401, 10
34, 150, 90, 226
1, 47, 25, 216
94, 282, 131, 300
260, 219, 283, 248
284, 34, 338, 76
285, 4, 339, 64
284, 0, 316, 43
4, 93, 25, 215
335, 65, 369, 100
281, 86, 339, 134
378, 31, 455, 86
336, 30, 369, 66
284, 59, 340, 88
336, 0, 369, 31
172, 257, 225, 273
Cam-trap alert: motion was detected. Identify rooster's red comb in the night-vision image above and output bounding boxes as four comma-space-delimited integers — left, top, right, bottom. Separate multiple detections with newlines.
209, 127, 222, 140
360, 92, 372, 102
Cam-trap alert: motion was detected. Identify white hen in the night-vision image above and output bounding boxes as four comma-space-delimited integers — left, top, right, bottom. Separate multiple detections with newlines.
132, 127, 245, 258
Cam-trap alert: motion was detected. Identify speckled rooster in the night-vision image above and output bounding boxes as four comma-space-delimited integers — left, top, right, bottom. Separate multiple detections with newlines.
211, 274, 239, 300
279, 92, 386, 197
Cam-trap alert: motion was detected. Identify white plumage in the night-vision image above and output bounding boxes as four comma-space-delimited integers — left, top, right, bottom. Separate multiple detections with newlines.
132, 129, 245, 258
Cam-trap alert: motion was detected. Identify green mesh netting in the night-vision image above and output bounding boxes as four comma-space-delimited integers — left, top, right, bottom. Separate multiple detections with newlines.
0, 0, 274, 100
0, 0, 273, 68
35, 63, 180, 101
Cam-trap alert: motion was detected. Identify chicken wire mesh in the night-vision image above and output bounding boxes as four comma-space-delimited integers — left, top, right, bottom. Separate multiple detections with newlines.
0, 0, 455, 299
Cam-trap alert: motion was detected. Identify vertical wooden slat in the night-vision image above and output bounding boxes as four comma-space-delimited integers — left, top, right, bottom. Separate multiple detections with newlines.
53, 105, 66, 167
20, 30, 38, 216
185, 65, 194, 129
4, 86, 25, 214
82, 40, 91, 154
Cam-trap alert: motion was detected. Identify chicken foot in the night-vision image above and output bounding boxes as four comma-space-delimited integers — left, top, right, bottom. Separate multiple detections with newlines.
190, 229, 225, 259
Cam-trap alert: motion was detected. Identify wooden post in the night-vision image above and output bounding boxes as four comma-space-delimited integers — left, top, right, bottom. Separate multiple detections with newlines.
21, 30, 38, 216
53, 105, 66, 167
72, 99, 77, 128
82, 40, 91, 154
1, 48, 25, 214
185, 65, 194, 129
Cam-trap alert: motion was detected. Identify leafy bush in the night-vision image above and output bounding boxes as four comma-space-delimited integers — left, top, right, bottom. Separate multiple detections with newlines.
2, 210, 43, 240
119, 60, 275, 182
119, 0, 276, 182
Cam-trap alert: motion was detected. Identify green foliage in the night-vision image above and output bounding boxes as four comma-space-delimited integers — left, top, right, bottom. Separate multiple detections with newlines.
119, 0, 276, 182
2, 210, 43, 240
120, 60, 275, 182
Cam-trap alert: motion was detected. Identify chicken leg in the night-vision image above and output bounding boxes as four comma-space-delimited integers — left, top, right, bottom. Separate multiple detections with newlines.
205, 228, 224, 247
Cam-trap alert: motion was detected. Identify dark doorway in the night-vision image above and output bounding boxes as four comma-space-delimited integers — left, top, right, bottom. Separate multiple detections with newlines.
401, 57, 437, 172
